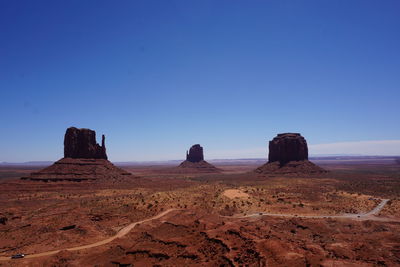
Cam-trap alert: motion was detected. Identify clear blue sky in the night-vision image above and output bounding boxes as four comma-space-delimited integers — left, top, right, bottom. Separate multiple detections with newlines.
1, 0, 399, 161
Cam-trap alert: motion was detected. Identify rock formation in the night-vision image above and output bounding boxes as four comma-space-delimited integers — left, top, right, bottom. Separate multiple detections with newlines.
186, 144, 204, 163
0, 216, 7, 225
268, 133, 308, 164
23, 158, 131, 182
64, 127, 107, 159
22, 127, 131, 182
179, 144, 220, 173
255, 133, 326, 175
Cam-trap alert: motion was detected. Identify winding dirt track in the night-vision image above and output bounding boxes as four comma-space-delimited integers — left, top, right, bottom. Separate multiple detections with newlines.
0, 209, 177, 261
223, 199, 398, 222
0, 199, 397, 261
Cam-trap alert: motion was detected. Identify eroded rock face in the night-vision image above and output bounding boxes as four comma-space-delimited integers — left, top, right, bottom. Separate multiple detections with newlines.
64, 127, 107, 159
186, 144, 204, 163
255, 133, 326, 175
22, 127, 133, 182
268, 133, 308, 164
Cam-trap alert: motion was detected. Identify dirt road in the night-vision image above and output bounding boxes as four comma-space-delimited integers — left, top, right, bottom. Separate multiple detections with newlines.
0, 199, 396, 261
224, 199, 398, 221
0, 209, 177, 261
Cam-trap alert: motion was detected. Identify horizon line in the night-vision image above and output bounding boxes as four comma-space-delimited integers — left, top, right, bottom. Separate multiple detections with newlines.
1, 154, 400, 165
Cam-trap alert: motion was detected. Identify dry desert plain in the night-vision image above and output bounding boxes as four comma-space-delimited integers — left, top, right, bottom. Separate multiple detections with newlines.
0, 157, 400, 266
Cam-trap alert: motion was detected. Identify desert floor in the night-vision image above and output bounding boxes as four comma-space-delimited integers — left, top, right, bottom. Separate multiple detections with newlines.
0, 159, 399, 266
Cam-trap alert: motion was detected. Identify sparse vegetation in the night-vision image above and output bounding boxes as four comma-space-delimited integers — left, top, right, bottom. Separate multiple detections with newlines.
0, 160, 399, 265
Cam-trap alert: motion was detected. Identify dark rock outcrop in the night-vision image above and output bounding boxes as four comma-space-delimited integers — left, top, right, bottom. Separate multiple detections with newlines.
255, 133, 326, 175
64, 127, 107, 159
0, 216, 7, 225
186, 144, 204, 163
22, 127, 132, 182
59, 225, 76, 231
178, 144, 220, 173
268, 133, 308, 164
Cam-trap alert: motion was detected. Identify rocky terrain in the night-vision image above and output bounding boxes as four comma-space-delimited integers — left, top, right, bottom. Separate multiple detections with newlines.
22, 158, 131, 182
0, 133, 399, 266
0, 159, 400, 266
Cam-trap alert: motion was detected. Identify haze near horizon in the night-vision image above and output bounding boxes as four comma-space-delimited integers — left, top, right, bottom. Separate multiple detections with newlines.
1, 1, 399, 162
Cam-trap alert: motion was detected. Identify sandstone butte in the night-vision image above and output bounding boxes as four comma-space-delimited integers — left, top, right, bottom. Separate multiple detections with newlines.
64, 127, 107, 159
179, 144, 220, 172
22, 127, 131, 182
255, 133, 327, 175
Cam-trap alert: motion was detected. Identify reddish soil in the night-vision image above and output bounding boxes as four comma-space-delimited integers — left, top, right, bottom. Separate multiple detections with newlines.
0, 159, 399, 266
255, 160, 327, 176
178, 160, 221, 173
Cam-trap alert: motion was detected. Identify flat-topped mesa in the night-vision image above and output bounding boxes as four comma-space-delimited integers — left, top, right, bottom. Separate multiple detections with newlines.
254, 133, 326, 175
268, 133, 308, 165
64, 127, 107, 159
186, 144, 204, 163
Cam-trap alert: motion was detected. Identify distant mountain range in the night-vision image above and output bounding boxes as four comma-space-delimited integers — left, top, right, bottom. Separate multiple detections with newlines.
1, 155, 399, 167
0, 161, 54, 166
